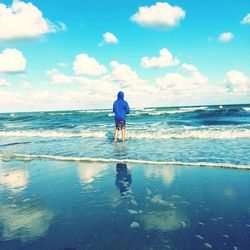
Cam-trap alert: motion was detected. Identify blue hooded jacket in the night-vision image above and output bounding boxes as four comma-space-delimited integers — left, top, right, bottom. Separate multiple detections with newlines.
113, 91, 130, 122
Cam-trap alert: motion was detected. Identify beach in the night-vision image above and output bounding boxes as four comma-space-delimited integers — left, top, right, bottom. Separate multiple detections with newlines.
1, 0, 250, 248
0, 158, 250, 249
0, 104, 250, 249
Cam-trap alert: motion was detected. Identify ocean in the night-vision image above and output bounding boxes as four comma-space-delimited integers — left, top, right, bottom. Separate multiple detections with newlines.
0, 104, 250, 249
1, 104, 250, 165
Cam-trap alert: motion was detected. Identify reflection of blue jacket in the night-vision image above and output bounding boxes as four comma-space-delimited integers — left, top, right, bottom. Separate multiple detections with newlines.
115, 163, 132, 196
113, 91, 130, 122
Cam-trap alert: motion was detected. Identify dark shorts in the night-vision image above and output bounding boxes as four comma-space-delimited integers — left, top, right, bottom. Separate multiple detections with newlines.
115, 121, 126, 130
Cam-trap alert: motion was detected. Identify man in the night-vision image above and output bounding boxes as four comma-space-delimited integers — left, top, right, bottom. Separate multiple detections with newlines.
113, 91, 130, 143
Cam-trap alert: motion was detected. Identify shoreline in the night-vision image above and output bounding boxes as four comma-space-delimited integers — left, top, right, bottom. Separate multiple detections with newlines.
1, 153, 250, 170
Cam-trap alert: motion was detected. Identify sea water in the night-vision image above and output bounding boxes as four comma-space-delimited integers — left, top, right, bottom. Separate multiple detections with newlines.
0, 104, 250, 249
0, 104, 250, 164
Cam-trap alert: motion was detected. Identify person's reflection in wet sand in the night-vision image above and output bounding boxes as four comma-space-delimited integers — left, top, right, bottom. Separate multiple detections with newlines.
114, 143, 127, 157
115, 163, 132, 197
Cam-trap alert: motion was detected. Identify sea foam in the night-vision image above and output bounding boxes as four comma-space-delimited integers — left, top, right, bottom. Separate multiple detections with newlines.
0, 130, 106, 138
1, 127, 250, 139
0, 153, 249, 170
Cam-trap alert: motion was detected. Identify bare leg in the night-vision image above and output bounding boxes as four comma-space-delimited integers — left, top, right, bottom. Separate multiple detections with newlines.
114, 129, 118, 142
122, 128, 126, 143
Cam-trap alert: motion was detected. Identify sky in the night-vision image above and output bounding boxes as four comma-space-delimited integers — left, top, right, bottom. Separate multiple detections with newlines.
0, 0, 249, 112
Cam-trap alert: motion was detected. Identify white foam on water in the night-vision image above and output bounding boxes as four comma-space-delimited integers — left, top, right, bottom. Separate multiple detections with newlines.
195, 235, 204, 240
146, 188, 152, 196
131, 199, 138, 206
127, 129, 250, 139
243, 107, 250, 112
130, 221, 140, 228
109, 106, 208, 117
0, 153, 249, 170
128, 108, 206, 116
84, 109, 112, 113
0, 130, 106, 138
204, 243, 212, 248
180, 106, 208, 112
1, 127, 250, 139
180, 221, 187, 227
47, 112, 76, 116
127, 209, 139, 215
142, 108, 156, 112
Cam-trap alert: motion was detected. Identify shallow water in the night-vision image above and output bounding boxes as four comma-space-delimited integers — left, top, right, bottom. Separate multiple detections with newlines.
0, 158, 249, 250
1, 104, 250, 166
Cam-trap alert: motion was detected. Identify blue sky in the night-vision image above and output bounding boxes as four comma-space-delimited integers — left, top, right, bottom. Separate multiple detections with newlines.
0, 0, 249, 111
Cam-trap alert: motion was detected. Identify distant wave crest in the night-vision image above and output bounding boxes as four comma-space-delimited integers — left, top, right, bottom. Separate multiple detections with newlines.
108, 106, 208, 117
0, 130, 106, 138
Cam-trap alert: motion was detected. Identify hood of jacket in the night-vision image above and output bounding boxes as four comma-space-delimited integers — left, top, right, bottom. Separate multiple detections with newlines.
117, 91, 124, 100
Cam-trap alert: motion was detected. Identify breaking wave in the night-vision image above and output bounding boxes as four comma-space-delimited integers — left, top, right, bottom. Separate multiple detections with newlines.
0, 127, 250, 139
243, 107, 250, 112
127, 128, 250, 139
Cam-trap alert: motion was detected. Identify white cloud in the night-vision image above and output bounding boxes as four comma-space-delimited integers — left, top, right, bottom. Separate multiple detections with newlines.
0, 1, 64, 41
73, 53, 106, 75
156, 64, 208, 96
0, 88, 116, 112
240, 13, 250, 25
46, 67, 119, 99
0, 78, 10, 87
46, 68, 121, 102
141, 48, 179, 68
103, 61, 145, 86
99, 32, 118, 46
57, 62, 67, 68
0, 48, 26, 73
182, 63, 198, 72
21, 80, 32, 90
131, 2, 185, 29
225, 70, 249, 94
58, 22, 67, 31
104, 32, 118, 43
218, 32, 234, 42
47, 68, 75, 84
3, 57, 247, 112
